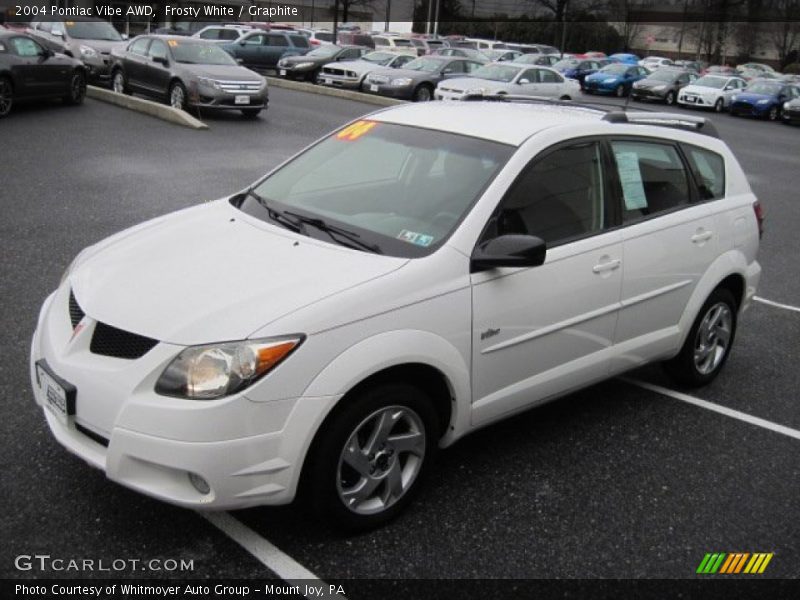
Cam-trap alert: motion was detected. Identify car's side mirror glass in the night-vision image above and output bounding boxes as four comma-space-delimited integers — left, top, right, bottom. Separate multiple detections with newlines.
52, 30, 64, 38
518, 78, 530, 84
122, 34, 129, 41
471, 234, 547, 272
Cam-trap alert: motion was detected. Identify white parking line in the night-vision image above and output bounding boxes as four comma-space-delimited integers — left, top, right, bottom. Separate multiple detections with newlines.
754, 296, 800, 314
201, 512, 346, 599
623, 378, 800, 442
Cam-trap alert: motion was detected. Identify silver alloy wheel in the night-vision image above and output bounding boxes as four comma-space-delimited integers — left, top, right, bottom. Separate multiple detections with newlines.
665, 91, 675, 105
0, 79, 11, 116
715, 98, 724, 112
170, 84, 185, 109
70, 74, 84, 101
336, 405, 426, 515
768, 106, 778, 121
112, 72, 124, 94
415, 86, 432, 101
693, 302, 733, 375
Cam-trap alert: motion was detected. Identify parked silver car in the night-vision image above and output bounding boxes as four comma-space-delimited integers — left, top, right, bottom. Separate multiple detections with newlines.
319, 51, 416, 90
436, 63, 580, 101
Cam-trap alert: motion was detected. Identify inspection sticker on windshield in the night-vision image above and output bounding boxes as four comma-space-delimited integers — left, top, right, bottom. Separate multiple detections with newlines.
336, 120, 377, 141
398, 230, 434, 247
168, 40, 179, 48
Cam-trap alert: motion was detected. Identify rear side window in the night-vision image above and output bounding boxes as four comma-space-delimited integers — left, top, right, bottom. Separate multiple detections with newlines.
198, 29, 218, 40
267, 34, 288, 47
683, 145, 725, 200
490, 141, 606, 246
610, 140, 690, 221
219, 30, 240, 41
374, 37, 388, 46
289, 35, 309, 48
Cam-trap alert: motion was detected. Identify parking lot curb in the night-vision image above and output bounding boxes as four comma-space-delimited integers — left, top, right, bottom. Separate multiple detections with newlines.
265, 76, 408, 107
86, 86, 209, 130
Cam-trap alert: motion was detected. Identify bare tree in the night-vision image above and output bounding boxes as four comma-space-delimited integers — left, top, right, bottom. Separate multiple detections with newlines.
767, 0, 800, 66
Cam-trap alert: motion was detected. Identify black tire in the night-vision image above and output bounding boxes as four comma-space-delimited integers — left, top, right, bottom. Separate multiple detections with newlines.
168, 80, 187, 111
0, 76, 12, 118
615, 84, 625, 98
767, 106, 780, 121
111, 69, 130, 95
302, 382, 439, 532
63, 70, 86, 105
412, 84, 433, 102
559, 95, 571, 101
714, 98, 724, 113
663, 288, 738, 387
665, 90, 676, 105
240, 108, 261, 119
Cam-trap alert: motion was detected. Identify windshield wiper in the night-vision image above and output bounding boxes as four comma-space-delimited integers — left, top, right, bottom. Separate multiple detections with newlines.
283, 211, 382, 254
245, 190, 307, 234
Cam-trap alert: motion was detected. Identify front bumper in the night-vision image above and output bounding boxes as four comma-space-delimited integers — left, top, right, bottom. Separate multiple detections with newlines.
362, 81, 413, 99
318, 74, 362, 90
631, 87, 667, 101
83, 54, 113, 83
277, 66, 315, 80
582, 81, 616, 94
30, 287, 336, 510
677, 93, 717, 108
435, 88, 466, 101
730, 102, 771, 117
190, 89, 268, 111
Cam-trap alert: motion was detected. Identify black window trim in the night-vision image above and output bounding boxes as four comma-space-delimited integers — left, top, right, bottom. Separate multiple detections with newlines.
476, 136, 619, 252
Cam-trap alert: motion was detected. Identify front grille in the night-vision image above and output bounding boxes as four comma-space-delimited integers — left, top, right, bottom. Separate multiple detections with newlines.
68, 290, 85, 328
322, 67, 345, 76
90, 322, 158, 359
217, 80, 262, 93
75, 423, 110, 447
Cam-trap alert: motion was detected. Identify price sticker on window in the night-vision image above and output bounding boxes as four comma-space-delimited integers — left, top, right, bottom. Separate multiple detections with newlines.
336, 120, 377, 141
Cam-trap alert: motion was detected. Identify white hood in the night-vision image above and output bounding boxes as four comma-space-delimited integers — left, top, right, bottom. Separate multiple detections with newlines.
70, 201, 407, 345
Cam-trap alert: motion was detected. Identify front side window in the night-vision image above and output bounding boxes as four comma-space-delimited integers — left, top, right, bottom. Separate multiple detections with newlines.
148, 40, 168, 60
242, 34, 265, 46
11, 36, 43, 57
683, 145, 725, 200
610, 140, 690, 221
242, 122, 513, 258
129, 37, 150, 56
485, 141, 607, 246
266, 34, 288, 47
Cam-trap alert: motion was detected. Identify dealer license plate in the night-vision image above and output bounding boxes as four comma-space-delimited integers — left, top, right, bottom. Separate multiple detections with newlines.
324, 78, 332, 85
279, 69, 286, 76
369, 84, 379, 92
36, 361, 75, 426
685, 96, 697, 103
235, 95, 250, 105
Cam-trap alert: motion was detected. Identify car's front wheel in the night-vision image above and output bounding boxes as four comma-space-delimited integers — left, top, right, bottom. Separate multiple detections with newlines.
665, 90, 676, 105
768, 106, 780, 121
303, 383, 438, 531
714, 98, 724, 112
413, 84, 433, 102
112, 69, 130, 95
615, 84, 625, 97
169, 81, 187, 111
0, 76, 13, 118
63, 71, 86, 105
663, 288, 737, 387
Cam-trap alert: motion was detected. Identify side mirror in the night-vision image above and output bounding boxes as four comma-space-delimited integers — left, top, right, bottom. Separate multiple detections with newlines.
152, 56, 168, 67
52, 30, 64, 39
471, 235, 547, 272
39, 47, 54, 59
236, 58, 244, 65
518, 78, 530, 84
121, 34, 129, 41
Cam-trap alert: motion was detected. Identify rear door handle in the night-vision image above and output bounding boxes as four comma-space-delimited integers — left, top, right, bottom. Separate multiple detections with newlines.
691, 229, 713, 244
592, 258, 621, 273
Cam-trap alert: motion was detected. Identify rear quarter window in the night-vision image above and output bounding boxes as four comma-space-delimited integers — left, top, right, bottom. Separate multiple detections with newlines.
682, 145, 726, 200
290, 35, 309, 48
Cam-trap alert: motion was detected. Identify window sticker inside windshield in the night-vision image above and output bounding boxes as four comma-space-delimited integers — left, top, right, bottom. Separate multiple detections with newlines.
336, 120, 377, 141
65, 21, 75, 26
398, 230, 434, 247
168, 40, 179, 48
614, 151, 648, 210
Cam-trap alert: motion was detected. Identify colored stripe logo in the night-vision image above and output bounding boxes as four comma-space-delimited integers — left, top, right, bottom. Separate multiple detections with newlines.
696, 552, 773, 574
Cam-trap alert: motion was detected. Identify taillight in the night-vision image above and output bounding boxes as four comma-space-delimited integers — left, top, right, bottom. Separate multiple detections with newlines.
753, 200, 765, 238
310, 39, 320, 45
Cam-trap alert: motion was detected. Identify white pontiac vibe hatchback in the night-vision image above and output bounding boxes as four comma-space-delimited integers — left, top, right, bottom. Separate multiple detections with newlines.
31, 101, 762, 530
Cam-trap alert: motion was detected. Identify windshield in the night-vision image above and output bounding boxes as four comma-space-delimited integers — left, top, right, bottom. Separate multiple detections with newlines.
747, 82, 781, 95
362, 51, 395, 65
599, 64, 627, 75
693, 76, 727, 89
404, 57, 444, 72
471, 64, 521, 82
244, 122, 512, 258
171, 42, 237, 65
554, 59, 578, 69
308, 45, 340, 58
647, 70, 679, 82
65, 21, 122, 41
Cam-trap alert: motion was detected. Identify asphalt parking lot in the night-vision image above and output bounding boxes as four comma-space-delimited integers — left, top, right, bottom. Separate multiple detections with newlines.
1, 87, 798, 590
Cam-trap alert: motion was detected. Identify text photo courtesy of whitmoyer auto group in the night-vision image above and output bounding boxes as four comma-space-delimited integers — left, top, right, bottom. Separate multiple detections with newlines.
1, 0, 799, 598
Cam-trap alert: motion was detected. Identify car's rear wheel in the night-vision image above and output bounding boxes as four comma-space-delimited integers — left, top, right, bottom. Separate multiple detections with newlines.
663, 288, 737, 387
63, 71, 86, 105
240, 108, 261, 118
303, 382, 438, 531
112, 69, 130, 95
559, 95, 571, 101
413, 84, 433, 102
0, 77, 13, 118
169, 81, 187, 111
665, 90, 676, 105
714, 98, 724, 112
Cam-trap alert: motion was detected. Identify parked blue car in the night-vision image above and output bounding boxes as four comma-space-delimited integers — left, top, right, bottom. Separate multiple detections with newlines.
583, 63, 650, 96
608, 53, 640, 65
553, 57, 610, 88
729, 80, 800, 121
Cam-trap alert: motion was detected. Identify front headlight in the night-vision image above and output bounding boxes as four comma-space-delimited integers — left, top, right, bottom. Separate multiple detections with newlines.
197, 77, 221, 90
757, 98, 770, 104
785, 102, 791, 110
155, 336, 304, 400
390, 77, 413, 86
731, 94, 738, 102
294, 62, 314, 70
79, 45, 97, 59
465, 87, 488, 95
603, 78, 617, 83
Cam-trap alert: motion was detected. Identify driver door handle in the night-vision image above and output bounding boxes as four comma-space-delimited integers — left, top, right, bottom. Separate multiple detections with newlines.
592, 258, 621, 273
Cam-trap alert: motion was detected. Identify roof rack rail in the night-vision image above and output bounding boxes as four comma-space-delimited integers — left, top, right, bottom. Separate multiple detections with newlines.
601, 111, 719, 138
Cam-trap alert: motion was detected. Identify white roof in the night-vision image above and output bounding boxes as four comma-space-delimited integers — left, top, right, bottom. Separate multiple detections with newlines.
369, 101, 602, 146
